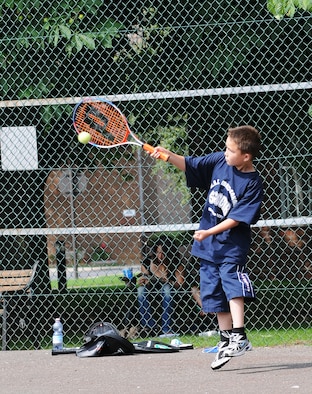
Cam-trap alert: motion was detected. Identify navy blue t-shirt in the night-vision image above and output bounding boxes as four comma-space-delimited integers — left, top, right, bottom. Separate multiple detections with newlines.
185, 152, 263, 264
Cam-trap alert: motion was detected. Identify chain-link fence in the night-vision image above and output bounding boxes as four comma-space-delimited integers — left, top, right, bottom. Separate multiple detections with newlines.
0, 1, 311, 350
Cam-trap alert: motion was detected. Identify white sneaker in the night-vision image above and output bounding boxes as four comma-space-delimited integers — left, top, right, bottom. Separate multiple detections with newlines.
210, 340, 231, 370
223, 333, 251, 357
246, 340, 252, 351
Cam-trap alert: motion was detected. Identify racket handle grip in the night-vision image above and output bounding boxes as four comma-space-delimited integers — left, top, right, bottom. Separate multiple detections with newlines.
143, 144, 170, 162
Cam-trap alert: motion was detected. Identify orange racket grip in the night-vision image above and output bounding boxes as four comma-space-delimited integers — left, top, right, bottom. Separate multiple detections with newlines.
143, 144, 170, 162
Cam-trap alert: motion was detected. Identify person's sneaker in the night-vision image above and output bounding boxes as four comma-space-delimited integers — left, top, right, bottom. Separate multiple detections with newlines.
210, 340, 231, 370
223, 333, 251, 357
246, 340, 252, 351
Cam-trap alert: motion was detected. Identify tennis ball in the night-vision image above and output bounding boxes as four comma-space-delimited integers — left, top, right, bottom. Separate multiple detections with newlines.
78, 132, 91, 144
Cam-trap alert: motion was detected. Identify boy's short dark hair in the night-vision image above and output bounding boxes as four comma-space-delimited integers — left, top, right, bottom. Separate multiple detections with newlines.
228, 125, 261, 159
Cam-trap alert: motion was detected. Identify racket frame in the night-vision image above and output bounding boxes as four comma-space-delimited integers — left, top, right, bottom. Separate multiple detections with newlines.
73, 97, 169, 161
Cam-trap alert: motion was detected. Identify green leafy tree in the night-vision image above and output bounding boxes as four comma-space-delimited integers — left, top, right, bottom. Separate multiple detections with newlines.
0, 1, 124, 295
0, 1, 122, 100
267, 0, 312, 19
1, 1, 311, 285
267, 1, 312, 115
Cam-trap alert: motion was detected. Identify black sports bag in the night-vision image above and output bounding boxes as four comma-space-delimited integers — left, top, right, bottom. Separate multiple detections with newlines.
76, 321, 135, 357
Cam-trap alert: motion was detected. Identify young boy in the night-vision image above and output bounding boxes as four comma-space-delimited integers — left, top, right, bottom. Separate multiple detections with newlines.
150, 125, 263, 370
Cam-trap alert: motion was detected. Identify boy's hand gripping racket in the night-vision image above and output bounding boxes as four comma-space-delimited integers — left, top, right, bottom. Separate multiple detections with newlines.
73, 97, 169, 162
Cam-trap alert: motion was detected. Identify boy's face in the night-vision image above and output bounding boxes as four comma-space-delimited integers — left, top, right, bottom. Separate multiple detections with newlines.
224, 137, 250, 169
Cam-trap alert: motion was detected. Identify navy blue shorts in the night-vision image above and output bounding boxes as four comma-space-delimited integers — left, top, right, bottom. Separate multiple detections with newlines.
199, 259, 256, 313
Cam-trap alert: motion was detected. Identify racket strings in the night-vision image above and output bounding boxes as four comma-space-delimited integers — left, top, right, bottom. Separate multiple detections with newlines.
75, 102, 129, 146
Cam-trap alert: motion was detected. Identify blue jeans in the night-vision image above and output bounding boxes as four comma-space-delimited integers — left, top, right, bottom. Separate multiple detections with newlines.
137, 282, 173, 333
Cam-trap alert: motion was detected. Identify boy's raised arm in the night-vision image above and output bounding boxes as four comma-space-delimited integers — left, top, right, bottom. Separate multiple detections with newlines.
150, 146, 186, 171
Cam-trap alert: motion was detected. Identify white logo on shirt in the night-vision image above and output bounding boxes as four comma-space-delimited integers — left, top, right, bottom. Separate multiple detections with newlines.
209, 179, 238, 217
209, 190, 231, 216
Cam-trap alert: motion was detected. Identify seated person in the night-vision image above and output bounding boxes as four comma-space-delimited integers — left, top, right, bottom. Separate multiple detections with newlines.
137, 237, 185, 337
191, 284, 205, 316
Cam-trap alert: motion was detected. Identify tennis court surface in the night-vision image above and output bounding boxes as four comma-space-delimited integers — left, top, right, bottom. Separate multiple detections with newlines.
1, 345, 311, 393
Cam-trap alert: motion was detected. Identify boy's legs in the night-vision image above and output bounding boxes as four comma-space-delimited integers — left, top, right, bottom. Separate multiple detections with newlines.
217, 311, 233, 330
210, 312, 232, 370
230, 297, 244, 328
208, 263, 254, 369
211, 304, 251, 370
222, 297, 252, 357
199, 261, 234, 370
219, 264, 254, 357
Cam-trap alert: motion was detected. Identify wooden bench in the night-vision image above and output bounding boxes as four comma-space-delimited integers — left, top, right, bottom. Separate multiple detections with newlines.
0, 261, 38, 350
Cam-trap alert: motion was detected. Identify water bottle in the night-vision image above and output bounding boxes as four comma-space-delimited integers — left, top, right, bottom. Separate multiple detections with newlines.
198, 330, 219, 337
52, 318, 63, 350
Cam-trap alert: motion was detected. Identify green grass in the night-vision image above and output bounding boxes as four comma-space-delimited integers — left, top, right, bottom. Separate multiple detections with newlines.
181, 328, 312, 349
11, 327, 312, 351
50, 274, 123, 289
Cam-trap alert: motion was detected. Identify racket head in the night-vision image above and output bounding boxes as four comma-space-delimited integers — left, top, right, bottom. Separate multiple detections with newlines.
73, 98, 133, 148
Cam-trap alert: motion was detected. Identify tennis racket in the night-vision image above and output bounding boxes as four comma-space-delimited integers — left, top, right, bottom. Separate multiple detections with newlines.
72, 97, 169, 162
